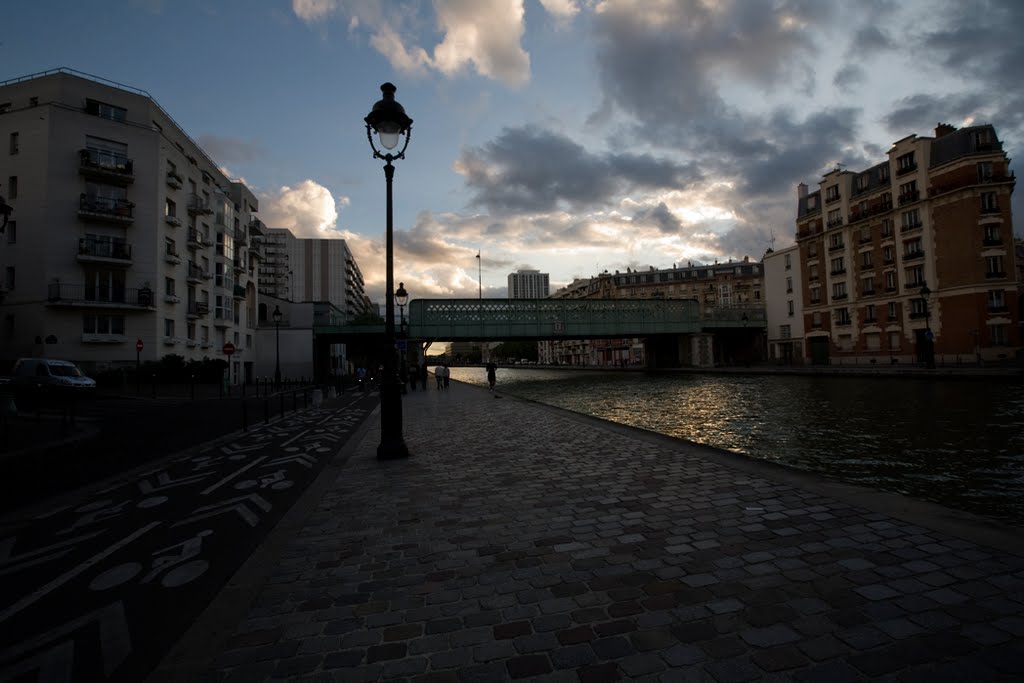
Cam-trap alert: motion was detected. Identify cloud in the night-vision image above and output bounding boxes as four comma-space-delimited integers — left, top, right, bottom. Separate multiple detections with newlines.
454, 125, 702, 213
196, 135, 264, 165
257, 180, 342, 238
538, 0, 579, 18
292, 0, 338, 23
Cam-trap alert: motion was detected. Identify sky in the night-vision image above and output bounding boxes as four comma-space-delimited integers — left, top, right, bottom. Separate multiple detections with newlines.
4, 0, 1022, 305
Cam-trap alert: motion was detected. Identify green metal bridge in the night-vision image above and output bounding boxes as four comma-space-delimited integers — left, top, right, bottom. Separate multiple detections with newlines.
314, 298, 765, 341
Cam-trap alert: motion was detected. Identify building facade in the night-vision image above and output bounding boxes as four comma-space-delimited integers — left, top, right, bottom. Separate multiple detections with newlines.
795, 123, 1018, 365
257, 228, 368, 320
763, 245, 804, 364
0, 69, 264, 382
507, 269, 549, 299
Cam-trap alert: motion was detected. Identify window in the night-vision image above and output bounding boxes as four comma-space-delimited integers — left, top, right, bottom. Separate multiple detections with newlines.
904, 237, 923, 257
980, 192, 999, 212
856, 174, 869, 192
898, 180, 917, 200
7, 176, 16, 199
829, 233, 844, 249
8, 132, 18, 155
165, 277, 176, 296
3, 266, 13, 290
975, 129, 992, 149
807, 195, 817, 209
832, 282, 847, 300
986, 255, 1004, 277
780, 324, 791, 339
881, 219, 893, 237
984, 224, 1001, 244
888, 302, 898, 320
784, 253, 791, 269
835, 308, 851, 325
5, 220, 14, 244
85, 98, 127, 122
885, 271, 897, 291
787, 300, 794, 316
810, 264, 819, 279
911, 298, 928, 317
83, 315, 125, 335
987, 289, 1005, 310
978, 161, 993, 181
826, 185, 840, 202
990, 324, 1008, 345
187, 322, 196, 340
879, 164, 890, 181
897, 151, 916, 174
860, 252, 873, 269
889, 331, 901, 350
785, 276, 793, 293
165, 237, 177, 256
812, 311, 822, 327
859, 225, 871, 243
883, 245, 894, 263
166, 198, 176, 217
862, 276, 875, 295
807, 242, 818, 258
827, 208, 843, 227
164, 318, 175, 338
809, 286, 821, 304
901, 209, 921, 229
906, 265, 925, 286
865, 332, 881, 350
865, 304, 876, 322
830, 256, 845, 275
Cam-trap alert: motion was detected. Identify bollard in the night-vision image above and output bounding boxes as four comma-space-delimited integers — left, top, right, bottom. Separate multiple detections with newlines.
242, 399, 248, 432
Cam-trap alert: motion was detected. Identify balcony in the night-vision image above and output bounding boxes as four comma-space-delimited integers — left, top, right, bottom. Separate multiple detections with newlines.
980, 204, 1001, 215
233, 284, 246, 300
187, 301, 210, 318
987, 304, 1009, 314
164, 250, 182, 265
47, 283, 154, 308
79, 149, 134, 184
885, 286, 898, 292
900, 221, 922, 233
862, 289, 876, 297
165, 215, 182, 227
213, 313, 231, 329
164, 295, 180, 304
825, 192, 841, 204
166, 170, 183, 189
832, 294, 848, 301
909, 311, 928, 320
77, 238, 132, 265
898, 190, 920, 205
186, 262, 208, 283
982, 237, 1003, 247
864, 316, 878, 324
233, 258, 245, 273
830, 268, 847, 276
828, 242, 845, 252
985, 271, 1007, 280
187, 194, 213, 216
834, 319, 852, 327
186, 229, 205, 249
78, 194, 134, 224
233, 227, 248, 246
903, 250, 925, 261
826, 218, 844, 229
896, 162, 917, 176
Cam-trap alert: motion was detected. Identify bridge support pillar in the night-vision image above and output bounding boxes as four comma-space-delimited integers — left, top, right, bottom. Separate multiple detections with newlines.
690, 333, 715, 368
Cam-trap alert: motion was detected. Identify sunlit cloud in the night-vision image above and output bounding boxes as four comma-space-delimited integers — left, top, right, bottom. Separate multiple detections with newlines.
257, 180, 342, 239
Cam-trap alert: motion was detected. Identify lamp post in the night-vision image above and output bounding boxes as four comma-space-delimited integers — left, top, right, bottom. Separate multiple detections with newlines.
920, 283, 935, 369
396, 281, 409, 337
366, 82, 412, 459
273, 305, 282, 389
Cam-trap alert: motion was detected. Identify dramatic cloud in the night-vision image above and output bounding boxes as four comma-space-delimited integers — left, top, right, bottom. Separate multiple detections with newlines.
257, 180, 343, 238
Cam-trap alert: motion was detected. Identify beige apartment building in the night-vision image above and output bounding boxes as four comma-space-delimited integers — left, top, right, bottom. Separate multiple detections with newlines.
763, 244, 804, 364
795, 123, 1018, 365
0, 69, 264, 382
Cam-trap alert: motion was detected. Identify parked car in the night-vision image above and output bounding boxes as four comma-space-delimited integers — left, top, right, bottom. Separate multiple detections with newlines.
10, 358, 97, 409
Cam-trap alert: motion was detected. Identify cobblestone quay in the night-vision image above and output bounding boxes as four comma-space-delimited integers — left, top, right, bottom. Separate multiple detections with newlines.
153, 381, 1024, 682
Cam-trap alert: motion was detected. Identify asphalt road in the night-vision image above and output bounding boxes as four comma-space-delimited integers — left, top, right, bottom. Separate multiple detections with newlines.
0, 390, 379, 683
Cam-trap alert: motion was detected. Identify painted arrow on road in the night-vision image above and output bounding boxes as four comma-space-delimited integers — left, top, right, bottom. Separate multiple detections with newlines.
172, 494, 272, 528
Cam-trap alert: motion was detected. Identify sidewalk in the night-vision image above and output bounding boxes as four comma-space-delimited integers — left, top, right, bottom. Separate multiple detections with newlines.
153, 382, 1024, 682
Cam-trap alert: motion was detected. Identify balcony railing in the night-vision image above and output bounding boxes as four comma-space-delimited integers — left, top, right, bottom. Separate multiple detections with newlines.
165, 215, 182, 227
78, 238, 132, 263
79, 149, 134, 183
166, 170, 183, 189
982, 237, 1003, 247
828, 242, 845, 252
896, 162, 917, 176
186, 229, 205, 248
830, 268, 847, 276
187, 194, 213, 216
826, 218, 844, 229
909, 311, 928, 320
898, 190, 920, 205
187, 301, 210, 317
986, 271, 1007, 279
233, 227, 248, 246
233, 258, 245, 273
48, 283, 153, 308
987, 304, 1009, 313
901, 221, 922, 233
233, 284, 246, 299
903, 250, 924, 261
164, 250, 182, 265
187, 262, 208, 282
980, 205, 1001, 214
78, 194, 134, 223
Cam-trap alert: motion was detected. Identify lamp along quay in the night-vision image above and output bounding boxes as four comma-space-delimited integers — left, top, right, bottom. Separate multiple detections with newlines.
365, 82, 413, 459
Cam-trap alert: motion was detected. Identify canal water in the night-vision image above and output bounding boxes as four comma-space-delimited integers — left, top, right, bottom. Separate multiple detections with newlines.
442, 366, 1024, 525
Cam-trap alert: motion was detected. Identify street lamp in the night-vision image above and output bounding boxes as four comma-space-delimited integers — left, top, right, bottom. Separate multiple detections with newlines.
273, 305, 282, 389
366, 82, 413, 459
920, 283, 935, 369
396, 281, 409, 337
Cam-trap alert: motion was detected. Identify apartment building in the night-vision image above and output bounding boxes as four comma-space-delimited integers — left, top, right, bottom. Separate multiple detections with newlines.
507, 269, 549, 299
763, 245, 804, 364
256, 228, 368, 321
0, 69, 264, 381
795, 123, 1018, 365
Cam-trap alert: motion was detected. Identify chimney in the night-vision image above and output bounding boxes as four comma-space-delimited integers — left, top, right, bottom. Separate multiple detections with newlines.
797, 182, 808, 199
935, 123, 956, 138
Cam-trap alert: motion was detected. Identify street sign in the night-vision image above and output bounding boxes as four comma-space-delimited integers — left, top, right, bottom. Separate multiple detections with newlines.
925, 330, 934, 342
223, 342, 236, 356
136, 339, 144, 352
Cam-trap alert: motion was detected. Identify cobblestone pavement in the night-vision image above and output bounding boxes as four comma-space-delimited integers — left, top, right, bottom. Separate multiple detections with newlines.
153, 382, 1024, 682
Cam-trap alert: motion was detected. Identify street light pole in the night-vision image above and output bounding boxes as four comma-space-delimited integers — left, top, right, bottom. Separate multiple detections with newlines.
366, 82, 412, 459
396, 281, 408, 337
273, 305, 282, 389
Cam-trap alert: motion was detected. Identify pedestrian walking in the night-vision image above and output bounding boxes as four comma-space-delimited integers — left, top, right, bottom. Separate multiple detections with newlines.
485, 361, 497, 393
442, 363, 451, 389
408, 362, 418, 391
435, 364, 444, 390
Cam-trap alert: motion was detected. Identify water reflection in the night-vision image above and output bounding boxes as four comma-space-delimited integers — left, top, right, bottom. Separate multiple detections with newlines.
443, 366, 1024, 524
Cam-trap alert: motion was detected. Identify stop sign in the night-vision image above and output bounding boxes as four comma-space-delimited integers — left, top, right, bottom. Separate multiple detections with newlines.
223, 342, 236, 356
136, 339, 144, 352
